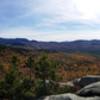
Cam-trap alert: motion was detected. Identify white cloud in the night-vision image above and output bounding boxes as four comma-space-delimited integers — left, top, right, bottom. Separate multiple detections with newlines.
33, 0, 79, 22
32, 0, 100, 25
1, 0, 100, 24
0, 0, 100, 41
1, 0, 100, 22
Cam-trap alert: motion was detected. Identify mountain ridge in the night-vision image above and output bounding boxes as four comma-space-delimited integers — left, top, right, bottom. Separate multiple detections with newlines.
0, 38, 100, 53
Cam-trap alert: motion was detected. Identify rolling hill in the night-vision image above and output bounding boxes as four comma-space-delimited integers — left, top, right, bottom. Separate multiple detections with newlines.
0, 43, 100, 81
0, 38, 100, 55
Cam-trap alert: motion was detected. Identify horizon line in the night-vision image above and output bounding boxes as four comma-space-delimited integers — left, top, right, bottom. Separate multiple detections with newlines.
0, 37, 100, 42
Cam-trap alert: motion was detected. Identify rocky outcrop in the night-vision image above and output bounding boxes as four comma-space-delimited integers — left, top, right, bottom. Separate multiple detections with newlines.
39, 75, 100, 100
77, 81, 100, 97
73, 75, 100, 88
39, 93, 100, 100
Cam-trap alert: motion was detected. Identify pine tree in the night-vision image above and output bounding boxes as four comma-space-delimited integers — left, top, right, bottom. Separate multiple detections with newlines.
34, 54, 58, 97
26, 56, 34, 80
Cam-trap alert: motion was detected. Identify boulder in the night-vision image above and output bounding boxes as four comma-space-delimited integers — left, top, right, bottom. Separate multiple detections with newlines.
77, 82, 100, 97
38, 76, 100, 100
39, 93, 100, 100
73, 75, 100, 88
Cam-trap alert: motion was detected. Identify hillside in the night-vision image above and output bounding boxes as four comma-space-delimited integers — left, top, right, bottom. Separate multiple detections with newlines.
0, 42, 100, 99
0, 44, 100, 81
1, 38, 100, 54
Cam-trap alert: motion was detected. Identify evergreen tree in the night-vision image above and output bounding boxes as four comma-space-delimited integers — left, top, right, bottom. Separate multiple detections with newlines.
11, 56, 19, 70
26, 56, 34, 80
0, 56, 34, 100
34, 54, 58, 97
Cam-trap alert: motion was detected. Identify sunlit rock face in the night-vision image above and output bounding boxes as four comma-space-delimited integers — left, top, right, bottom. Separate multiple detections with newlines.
39, 76, 100, 100
40, 93, 100, 100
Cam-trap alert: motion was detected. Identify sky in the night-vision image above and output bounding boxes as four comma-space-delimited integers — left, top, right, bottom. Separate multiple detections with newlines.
0, 0, 100, 41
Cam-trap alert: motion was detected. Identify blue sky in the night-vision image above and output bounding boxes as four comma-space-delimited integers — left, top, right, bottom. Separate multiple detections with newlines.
0, 0, 100, 41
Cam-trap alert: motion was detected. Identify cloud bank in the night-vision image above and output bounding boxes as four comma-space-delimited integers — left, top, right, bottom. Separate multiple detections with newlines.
0, 0, 100, 41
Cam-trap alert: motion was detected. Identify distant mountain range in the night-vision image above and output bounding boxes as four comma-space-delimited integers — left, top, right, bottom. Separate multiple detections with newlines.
0, 38, 100, 53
